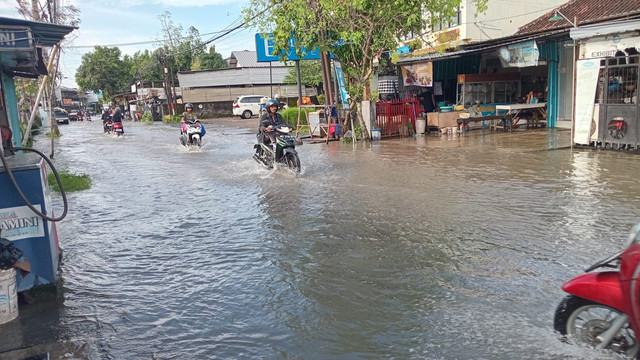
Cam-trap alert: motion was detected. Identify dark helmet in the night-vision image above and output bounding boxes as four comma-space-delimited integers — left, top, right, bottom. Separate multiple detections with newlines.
185, 103, 193, 109
265, 99, 278, 110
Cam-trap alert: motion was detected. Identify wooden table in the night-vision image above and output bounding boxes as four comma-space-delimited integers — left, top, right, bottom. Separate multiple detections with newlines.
457, 114, 513, 132
495, 103, 547, 128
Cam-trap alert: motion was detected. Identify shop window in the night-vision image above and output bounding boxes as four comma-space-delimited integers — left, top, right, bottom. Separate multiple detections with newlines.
605, 63, 638, 105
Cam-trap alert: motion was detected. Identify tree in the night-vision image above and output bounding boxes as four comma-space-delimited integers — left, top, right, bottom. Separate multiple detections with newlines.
199, 46, 228, 70
283, 60, 322, 90
244, 0, 487, 139
75, 46, 130, 100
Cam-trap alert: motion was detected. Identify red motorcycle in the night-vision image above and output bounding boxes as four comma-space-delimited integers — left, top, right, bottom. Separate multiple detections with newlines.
555, 224, 640, 358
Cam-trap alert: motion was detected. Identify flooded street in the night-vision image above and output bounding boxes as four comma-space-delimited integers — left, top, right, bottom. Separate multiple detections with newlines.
5, 119, 640, 359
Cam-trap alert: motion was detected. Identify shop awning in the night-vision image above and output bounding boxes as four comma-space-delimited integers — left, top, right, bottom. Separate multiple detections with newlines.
570, 19, 640, 40
397, 29, 568, 65
0, 17, 76, 78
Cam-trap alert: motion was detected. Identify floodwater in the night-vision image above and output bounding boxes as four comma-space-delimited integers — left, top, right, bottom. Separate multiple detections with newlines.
3, 119, 640, 359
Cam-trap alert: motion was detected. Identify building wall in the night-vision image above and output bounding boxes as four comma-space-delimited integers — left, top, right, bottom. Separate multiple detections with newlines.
182, 85, 318, 104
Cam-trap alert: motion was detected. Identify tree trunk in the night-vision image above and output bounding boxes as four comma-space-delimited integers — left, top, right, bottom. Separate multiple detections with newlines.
354, 99, 371, 141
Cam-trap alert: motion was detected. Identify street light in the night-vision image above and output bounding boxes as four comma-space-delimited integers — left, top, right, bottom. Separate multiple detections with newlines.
549, 10, 576, 27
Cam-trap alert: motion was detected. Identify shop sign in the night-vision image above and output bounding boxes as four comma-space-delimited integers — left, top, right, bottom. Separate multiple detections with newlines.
334, 60, 350, 109
0, 205, 44, 241
498, 40, 539, 68
255, 33, 321, 62
401, 62, 433, 87
573, 59, 600, 145
0, 26, 32, 51
62, 98, 72, 105
580, 32, 640, 59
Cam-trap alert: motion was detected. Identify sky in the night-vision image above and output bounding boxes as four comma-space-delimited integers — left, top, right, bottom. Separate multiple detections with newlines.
0, 0, 259, 87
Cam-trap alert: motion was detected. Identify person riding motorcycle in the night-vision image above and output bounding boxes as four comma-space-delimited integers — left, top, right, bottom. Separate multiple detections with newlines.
102, 109, 112, 132
112, 106, 123, 123
259, 98, 286, 147
181, 103, 205, 138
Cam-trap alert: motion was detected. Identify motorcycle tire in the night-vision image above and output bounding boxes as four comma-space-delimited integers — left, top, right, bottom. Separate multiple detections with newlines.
284, 153, 301, 173
554, 295, 639, 358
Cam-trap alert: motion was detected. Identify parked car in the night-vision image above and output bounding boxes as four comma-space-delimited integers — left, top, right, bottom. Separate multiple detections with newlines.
54, 108, 69, 124
68, 111, 78, 121
233, 95, 267, 119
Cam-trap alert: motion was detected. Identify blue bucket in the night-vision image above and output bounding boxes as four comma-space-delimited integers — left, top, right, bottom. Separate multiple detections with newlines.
372, 128, 381, 141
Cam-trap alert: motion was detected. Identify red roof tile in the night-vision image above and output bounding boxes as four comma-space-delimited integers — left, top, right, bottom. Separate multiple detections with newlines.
517, 0, 640, 35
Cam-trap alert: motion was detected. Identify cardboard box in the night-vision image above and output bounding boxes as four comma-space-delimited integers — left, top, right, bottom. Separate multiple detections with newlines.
427, 111, 462, 128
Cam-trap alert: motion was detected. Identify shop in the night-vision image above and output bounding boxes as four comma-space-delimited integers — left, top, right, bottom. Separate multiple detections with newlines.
571, 19, 640, 150
395, 34, 571, 132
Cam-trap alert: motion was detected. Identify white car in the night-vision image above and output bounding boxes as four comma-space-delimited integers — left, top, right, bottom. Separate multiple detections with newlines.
233, 95, 267, 119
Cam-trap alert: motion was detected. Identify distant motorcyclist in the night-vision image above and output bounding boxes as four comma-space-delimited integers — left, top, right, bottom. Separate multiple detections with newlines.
180, 103, 205, 137
112, 106, 123, 123
102, 110, 112, 132
259, 98, 285, 146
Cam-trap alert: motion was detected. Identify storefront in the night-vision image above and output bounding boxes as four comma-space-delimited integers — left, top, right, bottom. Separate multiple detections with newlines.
396, 34, 571, 130
571, 19, 640, 150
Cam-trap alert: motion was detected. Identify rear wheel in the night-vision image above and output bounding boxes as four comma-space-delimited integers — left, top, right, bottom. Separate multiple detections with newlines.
241, 110, 252, 119
284, 153, 300, 173
554, 295, 638, 357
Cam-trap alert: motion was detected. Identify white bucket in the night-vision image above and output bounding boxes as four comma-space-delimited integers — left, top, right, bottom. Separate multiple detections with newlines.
416, 119, 426, 134
371, 128, 381, 141
452, 126, 458, 135
0, 268, 18, 324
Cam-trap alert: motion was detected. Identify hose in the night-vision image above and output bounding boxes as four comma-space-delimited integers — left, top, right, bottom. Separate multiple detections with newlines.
0, 146, 68, 222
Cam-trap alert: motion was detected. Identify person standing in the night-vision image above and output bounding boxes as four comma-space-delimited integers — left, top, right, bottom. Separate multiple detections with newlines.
417, 88, 436, 114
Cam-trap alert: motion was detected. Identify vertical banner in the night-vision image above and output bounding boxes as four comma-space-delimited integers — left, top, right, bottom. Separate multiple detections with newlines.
334, 60, 350, 110
401, 62, 433, 87
573, 59, 601, 145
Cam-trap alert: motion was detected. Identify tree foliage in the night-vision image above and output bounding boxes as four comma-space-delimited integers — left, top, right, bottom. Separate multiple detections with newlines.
244, 0, 487, 138
283, 60, 322, 87
75, 46, 130, 100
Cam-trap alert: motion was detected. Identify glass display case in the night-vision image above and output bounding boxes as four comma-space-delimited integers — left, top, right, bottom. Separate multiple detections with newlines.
456, 73, 521, 107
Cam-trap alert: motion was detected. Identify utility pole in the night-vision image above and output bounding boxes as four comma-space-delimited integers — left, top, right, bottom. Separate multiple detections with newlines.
157, 50, 174, 117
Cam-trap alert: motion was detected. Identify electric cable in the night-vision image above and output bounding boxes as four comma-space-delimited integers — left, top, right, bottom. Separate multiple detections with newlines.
0, 146, 68, 222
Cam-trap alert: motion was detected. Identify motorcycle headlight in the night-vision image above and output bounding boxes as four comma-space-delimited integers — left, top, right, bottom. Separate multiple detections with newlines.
627, 223, 640, 247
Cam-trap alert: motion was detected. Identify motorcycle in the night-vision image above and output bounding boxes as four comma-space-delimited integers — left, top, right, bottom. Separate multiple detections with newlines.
179, 119, 204, 147
113, 122, 124, 136
554, 224, 640, 358
253, 124, 300, 173
103, 120, 113, 133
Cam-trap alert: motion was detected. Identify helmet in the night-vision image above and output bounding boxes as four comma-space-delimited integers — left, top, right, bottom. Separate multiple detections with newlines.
185, 103, 193, 109
265, 99, 278, 109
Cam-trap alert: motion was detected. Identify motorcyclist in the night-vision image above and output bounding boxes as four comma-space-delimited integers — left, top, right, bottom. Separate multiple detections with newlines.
259, 98, 286, 147
181, 103, 205, 137
112, 106, 123, 123
102, 110, 112, 132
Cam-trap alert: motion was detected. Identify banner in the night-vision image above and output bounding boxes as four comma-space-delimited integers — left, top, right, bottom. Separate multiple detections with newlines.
0, 205, 44, 241
573, 59, 601, 145
498, 40, 539, 68
334, 60, 350, 109
401, 62, 433, 87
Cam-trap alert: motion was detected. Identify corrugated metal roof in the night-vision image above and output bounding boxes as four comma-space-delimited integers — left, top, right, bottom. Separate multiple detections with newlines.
517, 0, 640, 35
178, 67, 292, 88
229, 50, 288, 68
0, 16, 76, 46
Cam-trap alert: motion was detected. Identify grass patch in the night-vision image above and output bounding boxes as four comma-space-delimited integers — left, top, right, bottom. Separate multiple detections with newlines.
163, 114, 182, 123
281, 107, 309, 128
48, 171, 91, 192
45, 132, 62, 138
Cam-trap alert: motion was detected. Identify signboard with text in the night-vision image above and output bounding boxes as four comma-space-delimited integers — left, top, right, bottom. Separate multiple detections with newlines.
0, 205, 45, 241
255, 33, 322, 62
334, 60, 350, 109
0, 26, 32, 51
573, 59, 600, 145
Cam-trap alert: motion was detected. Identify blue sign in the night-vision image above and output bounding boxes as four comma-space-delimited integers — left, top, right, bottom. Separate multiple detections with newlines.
0, 27, 32, 51
334, 60, 350, 110
255, 33, 322, 62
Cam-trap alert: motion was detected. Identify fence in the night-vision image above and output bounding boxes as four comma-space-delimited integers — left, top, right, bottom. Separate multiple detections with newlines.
375, 100, 419, 138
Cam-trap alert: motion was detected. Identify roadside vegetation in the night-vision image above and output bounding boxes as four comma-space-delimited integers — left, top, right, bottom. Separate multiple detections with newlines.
48, 171, 91, 193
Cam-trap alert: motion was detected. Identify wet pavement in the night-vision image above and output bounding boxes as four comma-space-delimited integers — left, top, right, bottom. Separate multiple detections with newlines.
2, 119, 640, 359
